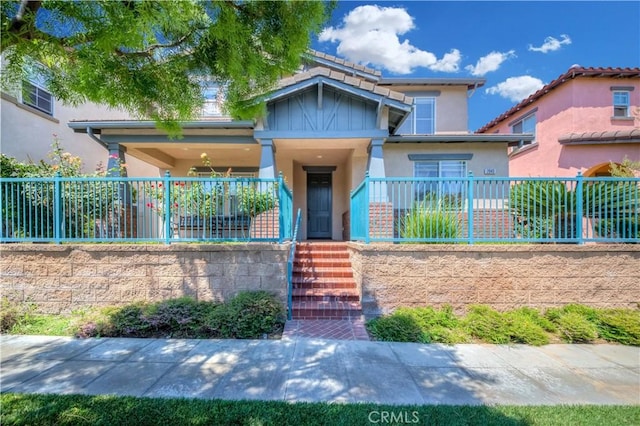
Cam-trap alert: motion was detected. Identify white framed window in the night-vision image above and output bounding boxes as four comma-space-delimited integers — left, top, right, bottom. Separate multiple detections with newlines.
511, 113, 536, 137
21, 79, 53, 116
414, 160, 466, 203
613, 91, 630, 117
200, 82, 225, 117
397, 97, 435, 135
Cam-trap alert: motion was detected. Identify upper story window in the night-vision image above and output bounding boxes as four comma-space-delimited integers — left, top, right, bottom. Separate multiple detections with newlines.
511, 113, 536, 137
397, 97, 435, 135
613, 91, 630, 117
21, 78, 53, 116
200, 83, 226, 117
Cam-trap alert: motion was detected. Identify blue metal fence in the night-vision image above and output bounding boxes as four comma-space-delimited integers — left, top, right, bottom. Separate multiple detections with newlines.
287, 208, 302, 320
350, 173, 640, 244
0, 173, 293, 243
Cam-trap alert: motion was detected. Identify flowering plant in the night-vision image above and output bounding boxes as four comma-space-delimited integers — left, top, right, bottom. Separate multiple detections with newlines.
143, 153, 222, 218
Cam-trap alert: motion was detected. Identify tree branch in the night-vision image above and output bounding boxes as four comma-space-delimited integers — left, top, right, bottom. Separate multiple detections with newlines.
114, 30, 198, 58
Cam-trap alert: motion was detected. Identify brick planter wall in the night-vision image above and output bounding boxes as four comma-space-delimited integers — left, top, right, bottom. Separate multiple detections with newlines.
347, 243, 640, 317
0, 243, 289, 314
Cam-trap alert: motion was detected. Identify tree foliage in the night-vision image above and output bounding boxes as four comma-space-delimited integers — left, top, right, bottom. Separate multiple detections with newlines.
1, 0, 332, 131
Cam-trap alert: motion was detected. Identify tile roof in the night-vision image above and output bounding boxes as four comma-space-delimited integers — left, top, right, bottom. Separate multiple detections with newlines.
276, 67, 413, 106
558, 128, 640, 144
476, 67, 640, 133
307, 49, 382, 77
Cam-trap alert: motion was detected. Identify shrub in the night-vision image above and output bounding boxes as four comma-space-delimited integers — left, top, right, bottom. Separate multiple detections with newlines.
462, 305, 510, 344
367, 313, 429, 343
504, 308, 551, 346
400, 202, 461, 241
596, 309, 640, 345
236, 185, 276, 217
395, 305, 470, 344
0, 298, 36, 333
227, 291, 285, 338
555, 312, 598, 343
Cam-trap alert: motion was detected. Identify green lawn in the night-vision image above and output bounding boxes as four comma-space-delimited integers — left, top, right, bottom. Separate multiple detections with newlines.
1, 393, 639, 426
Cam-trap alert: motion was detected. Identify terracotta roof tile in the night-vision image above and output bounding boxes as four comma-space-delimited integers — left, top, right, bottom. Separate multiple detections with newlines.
477, 66, 640, 133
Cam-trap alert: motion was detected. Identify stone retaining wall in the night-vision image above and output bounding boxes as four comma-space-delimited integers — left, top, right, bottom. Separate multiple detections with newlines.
347, 243, 640, 317
0, 244, 289, 314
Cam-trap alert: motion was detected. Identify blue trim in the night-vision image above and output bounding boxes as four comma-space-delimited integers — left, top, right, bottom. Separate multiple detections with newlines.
101, 135, 256, 144
409, 154, 473, 161
263, 76, 411, 113
254, 129, 389, 139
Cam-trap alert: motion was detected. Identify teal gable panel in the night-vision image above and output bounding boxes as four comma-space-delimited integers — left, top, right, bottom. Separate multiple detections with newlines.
267, 86, 378, 133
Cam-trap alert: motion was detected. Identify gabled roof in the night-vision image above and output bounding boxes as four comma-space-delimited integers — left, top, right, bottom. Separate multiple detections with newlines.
378, 78, 485, 91
305, 49, 381, 81
270, 66, 413, 107
477, 66, 640, 133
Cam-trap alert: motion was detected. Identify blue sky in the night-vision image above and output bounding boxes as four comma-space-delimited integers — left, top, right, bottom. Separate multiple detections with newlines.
312, 1, 640, 131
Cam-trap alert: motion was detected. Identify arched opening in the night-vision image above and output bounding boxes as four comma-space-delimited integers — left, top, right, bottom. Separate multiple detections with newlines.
583, 162, 616, 177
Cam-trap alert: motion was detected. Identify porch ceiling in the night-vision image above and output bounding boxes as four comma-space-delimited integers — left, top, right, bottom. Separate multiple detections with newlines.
275, 138, 370, 165
123, 142, 260, 169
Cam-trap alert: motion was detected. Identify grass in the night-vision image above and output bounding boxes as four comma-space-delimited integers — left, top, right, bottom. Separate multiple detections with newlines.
1, 393, 639, 426
367, 304, 640, 346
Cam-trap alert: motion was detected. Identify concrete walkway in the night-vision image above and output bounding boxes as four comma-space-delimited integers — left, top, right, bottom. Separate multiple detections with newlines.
1, 334, 638, 405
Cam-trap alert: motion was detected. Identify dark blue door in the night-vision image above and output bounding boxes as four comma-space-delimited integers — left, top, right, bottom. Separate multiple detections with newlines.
307, 173, 332, 239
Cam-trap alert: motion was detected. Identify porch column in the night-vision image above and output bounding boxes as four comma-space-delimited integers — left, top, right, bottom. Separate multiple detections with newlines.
107, 143, 127, 177
258, 139, 277, 179
367, 138, 387, 201
106, 144, 136, 237
366, 138, 392, 239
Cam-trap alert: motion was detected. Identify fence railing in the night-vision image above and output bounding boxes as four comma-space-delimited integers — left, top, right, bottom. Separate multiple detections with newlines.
350, 173, 640, 244
287, 208, 302, 320
0, 173, 293, 243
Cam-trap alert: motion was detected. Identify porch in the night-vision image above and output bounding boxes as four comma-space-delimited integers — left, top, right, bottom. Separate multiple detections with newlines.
1, 174, 638, 244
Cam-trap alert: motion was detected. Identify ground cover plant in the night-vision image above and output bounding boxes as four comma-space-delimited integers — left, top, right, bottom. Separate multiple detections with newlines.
2, 393, 640, 426
1, 291, 285, 340
367, 304, 640, 346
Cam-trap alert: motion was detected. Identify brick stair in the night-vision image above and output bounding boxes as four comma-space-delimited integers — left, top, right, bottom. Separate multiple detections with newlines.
291, 242, 362, 320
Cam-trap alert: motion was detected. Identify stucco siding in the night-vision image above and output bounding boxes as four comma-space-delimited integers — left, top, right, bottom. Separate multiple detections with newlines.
383, 143, 509, 178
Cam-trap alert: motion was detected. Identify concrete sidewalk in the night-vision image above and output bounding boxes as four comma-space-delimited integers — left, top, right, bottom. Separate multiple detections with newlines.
1, 334, 638, 405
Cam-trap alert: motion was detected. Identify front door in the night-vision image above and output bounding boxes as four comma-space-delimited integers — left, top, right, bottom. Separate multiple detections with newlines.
307, 172, 332, 239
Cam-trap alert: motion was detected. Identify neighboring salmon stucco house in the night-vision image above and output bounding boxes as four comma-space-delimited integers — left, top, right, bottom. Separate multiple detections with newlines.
477, 66, 640, 177
58, 51, 533, 241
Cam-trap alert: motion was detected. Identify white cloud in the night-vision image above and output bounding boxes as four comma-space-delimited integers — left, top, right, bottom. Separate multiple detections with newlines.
485, 76, 545, 102
465, 50, 516, 76
528, 35, 572, 53
319, 5, 461, 74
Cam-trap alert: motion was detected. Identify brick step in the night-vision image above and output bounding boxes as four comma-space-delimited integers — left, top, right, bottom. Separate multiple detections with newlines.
292, 288, 360, 301
294, 258, 351, 267
295, 251, 350, 260
292, 267, 353, 278
296, 243, 348, 252
292, 276, 356, 289
292, 301, 362, 320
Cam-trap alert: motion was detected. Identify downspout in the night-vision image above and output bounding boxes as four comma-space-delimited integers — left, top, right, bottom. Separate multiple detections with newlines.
467, 82, 479, 98
86, 126, 108, 149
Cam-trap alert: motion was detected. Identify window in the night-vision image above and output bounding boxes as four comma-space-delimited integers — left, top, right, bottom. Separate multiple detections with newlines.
414, 160, 466, 203
613, 91, 630, 117
397, 97, 435, 135
201, 83, 225, 117
511, 113, 536, 137
196, 170, 256, 215
22, 79, 53, 115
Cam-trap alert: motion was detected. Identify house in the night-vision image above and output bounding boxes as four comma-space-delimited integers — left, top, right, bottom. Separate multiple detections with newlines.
65, 50, 532, 241
476, 66, 640, 177
0, 67, 156, 177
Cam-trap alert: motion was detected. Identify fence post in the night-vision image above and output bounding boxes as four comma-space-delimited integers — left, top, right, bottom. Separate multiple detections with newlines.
53, 172, 62, 244
278, 173, 284, 243
164, 170, 172, 244
467, 172, 474, 245
575, 171, 584, 244
364, 172, 370, 244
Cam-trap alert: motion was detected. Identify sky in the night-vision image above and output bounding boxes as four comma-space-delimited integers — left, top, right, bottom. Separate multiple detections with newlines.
311, 1, 640, 131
